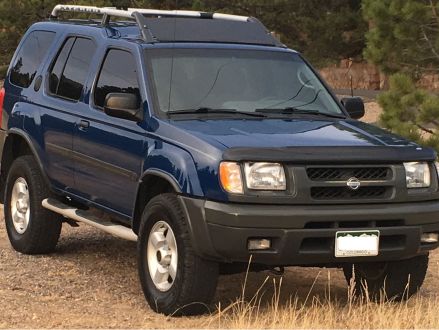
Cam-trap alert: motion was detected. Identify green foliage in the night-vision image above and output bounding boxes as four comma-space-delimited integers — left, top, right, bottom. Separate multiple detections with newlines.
379, 73, 439, 150
194, 0, 367, 67
363, 0, 439, 76
364, 0, 439, 152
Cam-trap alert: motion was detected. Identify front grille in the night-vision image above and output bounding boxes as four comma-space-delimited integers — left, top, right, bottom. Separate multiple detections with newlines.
307, 167, 390, 181
305, 165, 393, 202
311, 186, 387, 200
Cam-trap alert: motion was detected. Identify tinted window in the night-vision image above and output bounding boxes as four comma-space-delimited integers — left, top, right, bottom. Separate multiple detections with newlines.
49, 37, 96, 101
94, 49, 140, 108
49, 37, 75, 94
10, 31, 56, 88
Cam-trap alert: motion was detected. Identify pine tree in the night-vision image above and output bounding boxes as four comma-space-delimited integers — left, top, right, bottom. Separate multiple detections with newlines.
363, 0, 439, 152
378, 73, 439, 148
194, 0, 367, 67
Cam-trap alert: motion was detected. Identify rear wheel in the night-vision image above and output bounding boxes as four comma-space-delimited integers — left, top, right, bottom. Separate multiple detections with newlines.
138, 193, 219, 316
342, 254, 429, 301
4, 155, 62, 254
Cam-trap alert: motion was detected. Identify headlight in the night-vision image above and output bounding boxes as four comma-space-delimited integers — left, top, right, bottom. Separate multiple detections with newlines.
244, 162, 286, 190
219, 162, 243, 194
404, 162, 431, 188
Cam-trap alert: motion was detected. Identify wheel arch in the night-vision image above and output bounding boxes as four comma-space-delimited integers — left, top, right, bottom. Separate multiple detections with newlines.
0, 129, 50, 203
132, 169, 182, 234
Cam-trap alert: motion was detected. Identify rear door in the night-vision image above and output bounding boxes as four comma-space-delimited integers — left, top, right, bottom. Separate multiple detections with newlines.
72, 47, 146, 217
39, 36, 97, 191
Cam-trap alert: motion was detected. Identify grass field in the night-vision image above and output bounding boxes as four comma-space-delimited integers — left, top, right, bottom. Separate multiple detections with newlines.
210, 273, 439, 329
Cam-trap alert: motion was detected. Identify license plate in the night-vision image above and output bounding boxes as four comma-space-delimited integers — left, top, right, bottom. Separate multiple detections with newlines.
335, 230, 380, 257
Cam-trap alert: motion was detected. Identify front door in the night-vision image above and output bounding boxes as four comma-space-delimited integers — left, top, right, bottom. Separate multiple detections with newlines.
72, 48, 146, 217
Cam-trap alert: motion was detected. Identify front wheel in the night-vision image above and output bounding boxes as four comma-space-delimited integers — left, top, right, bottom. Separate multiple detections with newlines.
137, 194, 219, 316
342, 254, 429, 301
4, 155, 62, 254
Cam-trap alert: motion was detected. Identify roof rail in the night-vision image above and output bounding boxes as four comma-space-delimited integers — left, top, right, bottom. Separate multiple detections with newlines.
50, 5, 252, 43
50, 5, 250, 22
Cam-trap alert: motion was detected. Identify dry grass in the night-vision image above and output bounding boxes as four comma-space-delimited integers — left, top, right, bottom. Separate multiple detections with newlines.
207, 271, 439, 329
213, 294, 439, 328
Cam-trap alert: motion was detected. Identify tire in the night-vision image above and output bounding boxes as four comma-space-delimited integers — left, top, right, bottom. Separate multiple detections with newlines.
342, 254, 429, 301
4, 155, 62, 254
137, 193, 219, 316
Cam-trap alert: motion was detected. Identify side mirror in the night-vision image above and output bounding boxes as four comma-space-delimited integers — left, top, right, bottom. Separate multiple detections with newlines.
104, 93, 143, 122
341, 97, 365, 119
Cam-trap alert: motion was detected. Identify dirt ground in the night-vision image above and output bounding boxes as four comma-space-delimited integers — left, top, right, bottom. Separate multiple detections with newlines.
0, 206, 346, 328
1, 204, 439, 328
362, 101, 382, 124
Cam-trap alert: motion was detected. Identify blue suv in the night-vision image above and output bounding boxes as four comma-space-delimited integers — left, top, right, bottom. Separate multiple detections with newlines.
1, 4, 439, 315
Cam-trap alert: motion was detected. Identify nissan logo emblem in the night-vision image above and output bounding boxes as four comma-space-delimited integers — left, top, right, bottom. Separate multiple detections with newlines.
347, 177, 361, 190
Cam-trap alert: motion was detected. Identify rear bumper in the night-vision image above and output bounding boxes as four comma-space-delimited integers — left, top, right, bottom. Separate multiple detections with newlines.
180, 196, 439, 266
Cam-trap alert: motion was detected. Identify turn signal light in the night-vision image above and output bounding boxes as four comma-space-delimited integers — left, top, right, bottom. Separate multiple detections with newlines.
219, 162, 243, 194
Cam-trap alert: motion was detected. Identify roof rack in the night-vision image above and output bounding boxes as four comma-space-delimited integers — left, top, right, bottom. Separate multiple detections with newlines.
49, 5, 283, 47
51, 5, 250, 22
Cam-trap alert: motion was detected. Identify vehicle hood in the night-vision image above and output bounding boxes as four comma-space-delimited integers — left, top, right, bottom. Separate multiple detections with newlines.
171, 118, 417, 148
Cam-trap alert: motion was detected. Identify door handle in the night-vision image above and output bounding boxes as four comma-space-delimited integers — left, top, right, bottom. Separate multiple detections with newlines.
78, 120, 90, 130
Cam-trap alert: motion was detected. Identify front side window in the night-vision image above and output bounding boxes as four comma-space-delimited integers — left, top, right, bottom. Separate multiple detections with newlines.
94, 49, 140, 108
148, 49, 343, 116
10, 31, 56, 88
49, 37, 96, 101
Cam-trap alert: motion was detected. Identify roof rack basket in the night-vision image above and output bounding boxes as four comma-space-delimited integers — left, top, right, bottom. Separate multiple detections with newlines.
50, 5, 253, 43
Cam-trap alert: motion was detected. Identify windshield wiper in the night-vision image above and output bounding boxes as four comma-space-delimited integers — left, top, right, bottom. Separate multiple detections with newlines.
167, 107, 267, 118
255, 107, 346, 119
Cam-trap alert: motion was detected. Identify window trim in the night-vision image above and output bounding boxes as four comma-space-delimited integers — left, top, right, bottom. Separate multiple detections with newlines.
46, 35, 97, 103
8, 30, 56, 89
91, 47, 141, 111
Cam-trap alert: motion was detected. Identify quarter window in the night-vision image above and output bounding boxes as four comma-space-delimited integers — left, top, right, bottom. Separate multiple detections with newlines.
10, 31, 56, 88
49, 37, 96, 101
94, 49, 140, 108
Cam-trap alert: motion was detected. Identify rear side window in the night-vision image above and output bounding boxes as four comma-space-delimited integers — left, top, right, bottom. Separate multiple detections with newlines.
49, 38, 75, 94
49, 37, 96, 101
94, 49, 140, 108
10, 31, 56, 88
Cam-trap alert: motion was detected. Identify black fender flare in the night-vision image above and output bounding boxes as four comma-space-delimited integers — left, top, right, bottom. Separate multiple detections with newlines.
131, 169, 183, 234
2, 128, 51, 189
140, 168, 182, 193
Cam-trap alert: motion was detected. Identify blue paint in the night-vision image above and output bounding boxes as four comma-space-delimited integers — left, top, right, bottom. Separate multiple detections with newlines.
0, 21, 428, 223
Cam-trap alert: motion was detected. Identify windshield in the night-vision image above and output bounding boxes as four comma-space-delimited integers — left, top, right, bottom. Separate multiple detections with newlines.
147, 49, 343, 116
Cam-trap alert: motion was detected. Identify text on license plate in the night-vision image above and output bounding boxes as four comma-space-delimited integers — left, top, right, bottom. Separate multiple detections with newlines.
335, 230, 380, 258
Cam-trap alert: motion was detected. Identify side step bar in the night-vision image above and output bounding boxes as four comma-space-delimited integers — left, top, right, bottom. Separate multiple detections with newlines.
42, 198, 138, 242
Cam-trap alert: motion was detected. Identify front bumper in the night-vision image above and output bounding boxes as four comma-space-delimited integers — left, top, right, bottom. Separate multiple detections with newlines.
180, 196, 439, 266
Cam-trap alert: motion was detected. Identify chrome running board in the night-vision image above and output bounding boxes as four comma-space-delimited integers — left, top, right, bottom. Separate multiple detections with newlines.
42, 198, 138, 242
